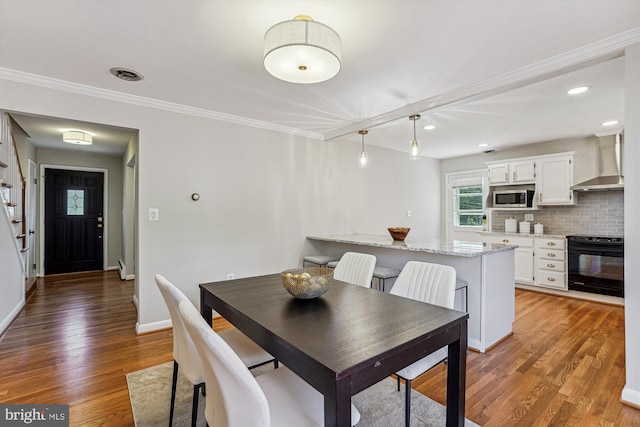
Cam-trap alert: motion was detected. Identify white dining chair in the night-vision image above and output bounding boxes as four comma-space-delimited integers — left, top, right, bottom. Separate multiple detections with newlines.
389, 261, 457, 427
178, 300, 361, 427
155, 274, 276, 427
332, 252, 376, 288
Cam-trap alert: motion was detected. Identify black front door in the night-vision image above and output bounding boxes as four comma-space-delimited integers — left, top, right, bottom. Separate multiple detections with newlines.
44, 168, 104, 274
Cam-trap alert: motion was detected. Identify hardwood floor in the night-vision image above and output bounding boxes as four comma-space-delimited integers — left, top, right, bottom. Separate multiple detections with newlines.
0, 271, 638, 426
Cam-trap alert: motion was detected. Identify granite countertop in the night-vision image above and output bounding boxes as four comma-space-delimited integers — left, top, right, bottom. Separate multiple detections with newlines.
307, 233, 517, 258
478, 231, 567, 239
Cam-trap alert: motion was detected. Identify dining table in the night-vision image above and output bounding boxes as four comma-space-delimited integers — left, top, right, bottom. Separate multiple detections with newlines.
199, 273, 469, 427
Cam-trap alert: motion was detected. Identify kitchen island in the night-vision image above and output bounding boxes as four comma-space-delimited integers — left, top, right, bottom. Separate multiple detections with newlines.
305, 234, 517, 352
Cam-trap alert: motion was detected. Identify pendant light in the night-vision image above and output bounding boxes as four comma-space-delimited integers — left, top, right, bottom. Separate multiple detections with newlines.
358, 130, 368, 167
409, 114, 420, 159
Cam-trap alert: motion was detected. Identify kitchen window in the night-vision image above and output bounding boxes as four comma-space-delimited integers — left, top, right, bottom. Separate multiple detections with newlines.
445, 170, 488, 241
453, 185, 483, 227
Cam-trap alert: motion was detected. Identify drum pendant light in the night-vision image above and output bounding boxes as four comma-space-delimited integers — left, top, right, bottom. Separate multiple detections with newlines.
264, 15, 341, 84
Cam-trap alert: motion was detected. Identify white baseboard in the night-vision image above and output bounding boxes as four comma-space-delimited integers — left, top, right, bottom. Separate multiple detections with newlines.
106, 265, 118, 271
125, 274, 135, 280
0, 298, 25, 336
622, 386, 640, 408
136, 319, 172, 334
132, 294, 139, 310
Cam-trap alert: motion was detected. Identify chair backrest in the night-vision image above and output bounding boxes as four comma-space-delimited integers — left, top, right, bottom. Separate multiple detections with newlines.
154, 274, 204, 385
389, 261, 456, 309
179, 300, 270, 427
333, 252, 376, 288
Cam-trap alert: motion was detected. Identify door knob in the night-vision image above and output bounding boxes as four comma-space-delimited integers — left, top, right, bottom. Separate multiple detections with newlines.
29, 229, 35, 235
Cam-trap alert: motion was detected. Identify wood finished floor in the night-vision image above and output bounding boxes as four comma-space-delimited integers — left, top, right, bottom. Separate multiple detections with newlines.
0, 271, 638, 426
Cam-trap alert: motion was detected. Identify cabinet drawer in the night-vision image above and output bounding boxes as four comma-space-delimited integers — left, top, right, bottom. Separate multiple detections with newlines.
536, 270, 567, 289
538, 248, 565, 261
537, 259, 565, 272
484, 235, 534, 247
537, 238, 566, 250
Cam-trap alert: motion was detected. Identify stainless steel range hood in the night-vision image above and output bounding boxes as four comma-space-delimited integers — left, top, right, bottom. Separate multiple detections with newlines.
571, 134, 624, 191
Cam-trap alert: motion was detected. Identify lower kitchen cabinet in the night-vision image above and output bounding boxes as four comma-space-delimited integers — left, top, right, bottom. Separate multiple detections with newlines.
481, 234, 534, 284
480, 234, 567, 289
535, 237, 567, 290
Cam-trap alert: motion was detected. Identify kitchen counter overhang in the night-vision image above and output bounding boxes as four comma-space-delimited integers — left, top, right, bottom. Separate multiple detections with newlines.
307, 233, 516, 257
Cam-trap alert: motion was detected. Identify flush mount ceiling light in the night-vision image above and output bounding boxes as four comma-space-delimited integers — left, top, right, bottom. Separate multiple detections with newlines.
423, 124, 436, 130
62, 131, 92, 145
409, 115, 421, 160
601, 120, 619, 127
264, 15, 341, 84
110, 67, 144, 82
358, 130, 368, 168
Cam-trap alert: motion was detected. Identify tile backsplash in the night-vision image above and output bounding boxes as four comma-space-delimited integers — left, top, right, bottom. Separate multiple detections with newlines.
490, 191, 624, 237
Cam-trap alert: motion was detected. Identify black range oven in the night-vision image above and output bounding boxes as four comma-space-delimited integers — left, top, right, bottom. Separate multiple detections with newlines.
567, 235, 624, 297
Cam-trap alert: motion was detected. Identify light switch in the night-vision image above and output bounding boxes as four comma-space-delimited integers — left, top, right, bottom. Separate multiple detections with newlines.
149, 208, 159, 221
524, 213, 534, 221
407, 210, 412, 217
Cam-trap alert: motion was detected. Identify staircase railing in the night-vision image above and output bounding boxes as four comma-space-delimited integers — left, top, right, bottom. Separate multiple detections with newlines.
0, 111, 27, 263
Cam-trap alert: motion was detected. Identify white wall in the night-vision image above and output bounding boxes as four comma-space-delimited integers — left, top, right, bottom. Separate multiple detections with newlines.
622, 43, 640, 408
0, 79, 441, 334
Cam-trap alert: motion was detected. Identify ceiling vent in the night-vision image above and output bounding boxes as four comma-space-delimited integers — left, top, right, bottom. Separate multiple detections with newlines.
110, 67, 144, 82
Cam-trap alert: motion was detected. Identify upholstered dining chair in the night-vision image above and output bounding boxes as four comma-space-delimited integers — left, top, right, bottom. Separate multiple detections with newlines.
155, 274, 276, 427
178, 300, 361, 427
388, 261, 457, 427
332, 252, 377, 288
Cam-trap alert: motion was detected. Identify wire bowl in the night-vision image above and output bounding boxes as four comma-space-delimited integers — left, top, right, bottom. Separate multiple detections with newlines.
388, 227, 410, 241
280, 267, 333, 299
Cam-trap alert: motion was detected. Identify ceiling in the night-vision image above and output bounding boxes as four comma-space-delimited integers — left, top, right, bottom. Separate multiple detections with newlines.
0, 1, 638, 159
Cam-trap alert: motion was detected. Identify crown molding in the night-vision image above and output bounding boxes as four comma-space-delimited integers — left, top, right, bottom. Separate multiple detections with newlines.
324, 28, 640, 141
0, 68, 324, 141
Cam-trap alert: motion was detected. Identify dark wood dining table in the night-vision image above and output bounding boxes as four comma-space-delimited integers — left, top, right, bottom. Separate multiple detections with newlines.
200, 274, 468, 427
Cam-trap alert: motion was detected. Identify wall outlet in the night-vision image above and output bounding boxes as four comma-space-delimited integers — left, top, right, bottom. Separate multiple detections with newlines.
149, 208, 159, 221
406, 210, 412, 217
227, 273, 235, 280
524, 213, 534, 221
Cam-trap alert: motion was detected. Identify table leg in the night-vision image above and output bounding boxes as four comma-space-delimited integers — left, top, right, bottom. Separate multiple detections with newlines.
446, 320, 467, 427
324, 379, 352, 427
199, 289, 213, 327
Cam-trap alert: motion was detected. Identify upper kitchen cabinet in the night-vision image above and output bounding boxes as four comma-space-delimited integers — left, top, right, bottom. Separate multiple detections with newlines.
537, 153, 575, 205
488, 160, 536, 185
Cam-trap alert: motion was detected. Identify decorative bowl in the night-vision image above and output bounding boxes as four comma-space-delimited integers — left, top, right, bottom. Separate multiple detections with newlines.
280, 267, 333, 299
388, 227, 410, 241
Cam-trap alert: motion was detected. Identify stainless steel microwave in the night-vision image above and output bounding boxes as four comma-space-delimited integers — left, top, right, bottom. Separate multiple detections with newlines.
493, 189, 535, 208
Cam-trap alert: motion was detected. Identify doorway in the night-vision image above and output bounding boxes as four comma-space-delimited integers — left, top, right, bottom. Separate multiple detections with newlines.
44, 168, 105, 274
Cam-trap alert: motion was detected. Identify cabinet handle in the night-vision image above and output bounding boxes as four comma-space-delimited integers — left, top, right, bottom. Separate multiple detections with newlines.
502, 239, 510, 243
547, 242, 556, 246
505, 172, 508, 181
539, 193, 542, 202
513, 171, 517, 181
547, 277, 556, 282
547, 263, 556, 268
547, 253, 556, 257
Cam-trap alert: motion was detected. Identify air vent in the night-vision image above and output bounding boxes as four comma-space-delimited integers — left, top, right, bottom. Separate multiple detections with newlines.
110, 67, 144, 82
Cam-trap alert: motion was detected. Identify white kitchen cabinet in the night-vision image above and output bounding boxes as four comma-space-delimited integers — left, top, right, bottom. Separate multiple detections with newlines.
480, 234, 534, 284
488, 160, 536, 185
535, 237, 567, 290
537, 154, 575, 205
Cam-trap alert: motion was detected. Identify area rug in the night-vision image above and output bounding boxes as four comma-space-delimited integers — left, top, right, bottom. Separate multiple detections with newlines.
127, 362, 480, 426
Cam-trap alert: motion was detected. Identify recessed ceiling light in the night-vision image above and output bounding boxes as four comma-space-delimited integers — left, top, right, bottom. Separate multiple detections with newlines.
478, 143, 489, 148
567, 86, 590, 95
601, 120, 619, 127
423, 125, 436, 130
